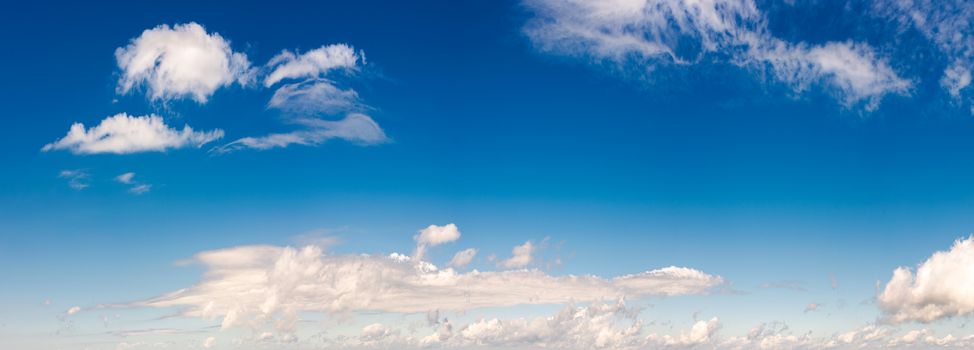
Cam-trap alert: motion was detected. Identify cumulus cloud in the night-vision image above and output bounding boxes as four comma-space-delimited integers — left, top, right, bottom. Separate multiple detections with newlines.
264, 44, 360, 87
43, 113, 223, 154
134, 239, 723, 335
66, 306, 81, 315
501, 241, 534, 268
115, 22, 253, 103
413, 224, 461, 261
523, 0, 910, 110
878, 236, 974, 323
59, 170, 89, 190
448, 248, 478, 268
214, 113, 386, 152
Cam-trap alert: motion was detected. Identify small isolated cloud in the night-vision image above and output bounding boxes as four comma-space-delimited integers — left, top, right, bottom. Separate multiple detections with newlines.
523, 0, 910, 110
448, 248, 478, 268
501, 241, 534, 268
115, 172, 135, 184
65, 306, 81, 316
115, 22, 253, 103
263, 44, 360, 87
43, 113, 223, 154
878, 236, 974, 323
59, 170, 89, 190
804, 303, 820, 313
115, 172, 151, 195
128, 184, 152, 195
215, 113, 386, 152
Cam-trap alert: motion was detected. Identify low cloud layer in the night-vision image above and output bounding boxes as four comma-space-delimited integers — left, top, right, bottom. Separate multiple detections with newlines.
135, 231, 723, 335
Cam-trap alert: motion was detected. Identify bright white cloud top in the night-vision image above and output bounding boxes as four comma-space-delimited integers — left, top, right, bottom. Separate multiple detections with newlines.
524, 0, 910, 110
115, 22, 253, 103
878, 236, 974, 323
133, 226, 724, 340
42, 113, 224, 154
264, 44, 360, 87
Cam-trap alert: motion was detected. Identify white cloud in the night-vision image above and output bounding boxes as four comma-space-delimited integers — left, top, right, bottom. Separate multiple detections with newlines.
268, 79, 363, 115
115, 22, 252, 103
115, 172, 135, 184
878, 236, 974, 323
59, 170, 89, 190
448, 248, 478, 268
875, 1, 974, 103
135, 242, 723, 335
413, 223, 461, 261
524, 0, 910, 110
264, 44, 360, 87
66, 306, 81, 315
201, 336, 215, 349
43, 113, 224, 154
501, 241, 534, 268
215, 113, 386, 152
128, 184, 152, 195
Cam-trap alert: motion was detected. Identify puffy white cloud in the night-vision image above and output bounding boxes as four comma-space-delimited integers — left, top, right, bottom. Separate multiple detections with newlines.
115, 22, 253, 103
523, 0, 910, 110
264, 44, 360, 87
214, 113, 385, 152
878, 236, 974, 323
135, 243, 723, 334
43, 113, 224, 154
448, 248, 478, 268
501, 241, 535, 268
59, 170, 89, 190
413, 223, 461, 261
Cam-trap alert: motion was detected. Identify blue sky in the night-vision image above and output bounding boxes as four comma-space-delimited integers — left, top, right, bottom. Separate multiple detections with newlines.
3, 0, 974, 349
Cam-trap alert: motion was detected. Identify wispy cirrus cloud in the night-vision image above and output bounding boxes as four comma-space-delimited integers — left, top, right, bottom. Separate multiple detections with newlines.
58, 169, 90, 190
523, 0, 910, 110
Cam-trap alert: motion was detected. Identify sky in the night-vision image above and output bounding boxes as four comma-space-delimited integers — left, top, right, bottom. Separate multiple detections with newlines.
2, 0, 974, 349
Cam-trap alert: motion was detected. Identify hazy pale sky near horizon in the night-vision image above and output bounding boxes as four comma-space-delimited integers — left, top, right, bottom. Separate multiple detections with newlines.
3, 0, 974, 349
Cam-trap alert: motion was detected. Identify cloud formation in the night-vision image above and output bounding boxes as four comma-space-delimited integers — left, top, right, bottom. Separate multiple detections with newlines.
215, 113, 386, 152
448, 248, 478, 268
43, 113, 223, 154
523, 0, 910, 110
264, 44, 360, 87
135, 236, 723, 336
414, 223, 461, 261
878, 236, 974, 323
59, 170, 90, 190
501, 241, 535, 268
115, 22, 253, 103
